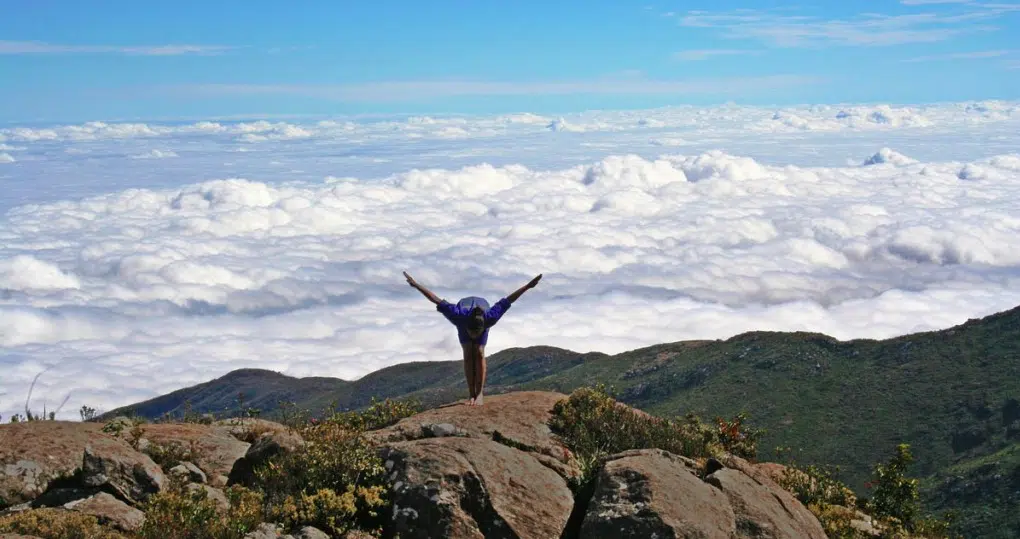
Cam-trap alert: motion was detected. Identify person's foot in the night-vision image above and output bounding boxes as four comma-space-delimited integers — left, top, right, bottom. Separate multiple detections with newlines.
467, 397, 476, 406
475, 393, 484, 406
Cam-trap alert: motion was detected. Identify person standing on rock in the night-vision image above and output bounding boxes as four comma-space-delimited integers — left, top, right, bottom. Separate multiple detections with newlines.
404, 271, 542, 406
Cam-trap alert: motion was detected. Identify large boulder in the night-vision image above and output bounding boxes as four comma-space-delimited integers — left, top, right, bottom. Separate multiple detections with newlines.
82, 443, 165, 505
369, 392, 572, 461
720, 455, 829, 538
381, 436, 575, 539
64, 492, 145, 532
135, 423, 250, 487
368, 391, 579, 483
706, 467, 827, 539
0, 422, 158, 507
580, 449, 738, 538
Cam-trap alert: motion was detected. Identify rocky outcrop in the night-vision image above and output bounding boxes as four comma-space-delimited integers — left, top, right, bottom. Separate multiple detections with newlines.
82, 444, 165, 504
382, 437, 574, 539
369, 391, 574, 464
0, 422, 110, 506
64, 492, 145, 532
135, 423, 250, 487
580, 449, 737, 538
706, 468, 827, 538
2, 390, 860, 539
369, 391, 580, 485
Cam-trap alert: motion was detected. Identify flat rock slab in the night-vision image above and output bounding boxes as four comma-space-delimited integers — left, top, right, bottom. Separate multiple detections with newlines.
368, 391, 573, 464
136, 424, 250, 487
382, 436, 574, 539
581, 449, 738, 539
64, 492, 145, 532
0, 421, 142, 507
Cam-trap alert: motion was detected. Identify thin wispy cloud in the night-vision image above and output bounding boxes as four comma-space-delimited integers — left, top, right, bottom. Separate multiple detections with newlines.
905, 49, 1013, 61
676, 3, 1014, 47
0, 40, 238, 56
672, 49, 761, 61
900, 0, 973, 5
171, 75, 824, 102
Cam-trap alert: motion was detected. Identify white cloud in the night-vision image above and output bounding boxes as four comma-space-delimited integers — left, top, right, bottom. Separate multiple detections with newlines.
901, 0, 973, 4
173, 75, 823, 102
676, 4, 1014, 47
1, 102, 1020, 419
905, 49, 1013, 61
673, 49, 761, 61
863, 148, 920, 166
0, 40, 237, 56
132, 149, 178, 159
0, 153, 14, 163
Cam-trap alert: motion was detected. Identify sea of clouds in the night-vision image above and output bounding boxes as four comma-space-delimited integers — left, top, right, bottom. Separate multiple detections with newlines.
1, 101, 1019, 419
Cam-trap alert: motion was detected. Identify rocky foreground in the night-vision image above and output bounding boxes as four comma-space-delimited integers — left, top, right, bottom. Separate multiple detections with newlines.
1, 391, 880, 538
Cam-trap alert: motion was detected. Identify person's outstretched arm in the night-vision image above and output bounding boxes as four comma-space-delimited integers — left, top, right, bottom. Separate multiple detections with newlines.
484, 274, 542, 327
404, 271, 442, 305
507, 274, 542, 304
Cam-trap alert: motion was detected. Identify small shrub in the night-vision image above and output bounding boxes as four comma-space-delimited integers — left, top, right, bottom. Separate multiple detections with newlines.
80, 405, 98, 422
0, 507, 129, 539
143, 440, 202, 471
548, 385, 766, 494
269, 486, 386, 537
139, 480, 266, 539
778, 463, 857, 509
246, 400, 409, 536
329, 397, 422, 432
862, 444, 959, 537
809, 503, 871, 539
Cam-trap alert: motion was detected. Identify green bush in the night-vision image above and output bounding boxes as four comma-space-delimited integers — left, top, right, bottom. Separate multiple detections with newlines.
245, 399, 419, 536
778, 463, 858, 510
0, 508, 129, 539
139, 480, 265, 539
862, 444, 959, 538
548, 384, 765, 491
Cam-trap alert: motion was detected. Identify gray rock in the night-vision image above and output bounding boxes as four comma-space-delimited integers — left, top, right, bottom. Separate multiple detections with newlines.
293, 526, 330, 539
706, 467, 827, 539
581, 449, 737, 538
382, 436, 574, 539
82, 443, 165, 505
169, 461, 207, 484
243, 522, 286, 539
64, 492, 146, 532
423, 423, 463, 438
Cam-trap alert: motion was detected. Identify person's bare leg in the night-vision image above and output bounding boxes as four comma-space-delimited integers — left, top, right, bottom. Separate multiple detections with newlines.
462, 344, 476, 405
473, 346, 487, 406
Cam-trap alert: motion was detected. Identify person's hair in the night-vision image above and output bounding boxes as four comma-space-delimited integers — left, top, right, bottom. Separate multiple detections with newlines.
467, 306, 485, 333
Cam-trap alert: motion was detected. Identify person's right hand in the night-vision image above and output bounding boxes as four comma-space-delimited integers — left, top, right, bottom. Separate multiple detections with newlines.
403, 271, 417, 288
527, 274, 543, 289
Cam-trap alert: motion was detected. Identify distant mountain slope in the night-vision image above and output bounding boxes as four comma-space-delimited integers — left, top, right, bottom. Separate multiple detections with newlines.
102, 346, 606, 420
107, 305, 1020, 538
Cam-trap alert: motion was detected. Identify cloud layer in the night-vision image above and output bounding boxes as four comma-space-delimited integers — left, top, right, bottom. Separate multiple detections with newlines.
0, 40, 237, 56
1, 102, 1020, 420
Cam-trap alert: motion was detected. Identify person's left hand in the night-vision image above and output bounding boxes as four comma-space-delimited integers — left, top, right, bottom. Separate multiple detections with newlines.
527, 274, 543, 289
403, 271, 417, 287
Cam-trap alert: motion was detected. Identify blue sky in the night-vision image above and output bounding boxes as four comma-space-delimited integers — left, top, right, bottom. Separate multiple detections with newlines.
1, 0, 1018, 123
